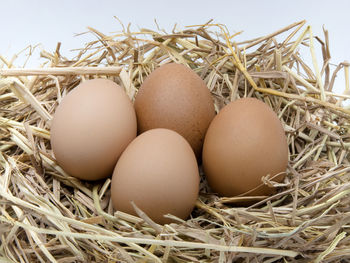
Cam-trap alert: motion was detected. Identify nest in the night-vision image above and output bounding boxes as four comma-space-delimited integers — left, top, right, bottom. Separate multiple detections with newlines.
1, 19, 350, 262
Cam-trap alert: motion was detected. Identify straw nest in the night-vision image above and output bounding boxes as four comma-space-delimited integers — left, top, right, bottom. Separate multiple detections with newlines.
1, 19, 350, 263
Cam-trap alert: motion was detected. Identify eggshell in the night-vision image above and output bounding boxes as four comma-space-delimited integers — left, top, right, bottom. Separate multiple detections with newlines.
50, 79, 137, 181
134, 63, 215, 159
202, 97, 288, 197
111, 128, 199, 225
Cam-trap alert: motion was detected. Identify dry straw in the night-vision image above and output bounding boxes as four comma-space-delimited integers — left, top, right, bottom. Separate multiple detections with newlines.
1, 19, 350, 262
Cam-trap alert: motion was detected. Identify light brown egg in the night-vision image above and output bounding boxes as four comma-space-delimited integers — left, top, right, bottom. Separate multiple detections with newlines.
134, 63, 215, 159
111, 128, 199, 225
202, 97, 288, 197
50, 79, 137, 181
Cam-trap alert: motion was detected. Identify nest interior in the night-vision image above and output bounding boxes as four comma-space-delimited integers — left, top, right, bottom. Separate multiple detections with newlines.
1, 19, 350, 263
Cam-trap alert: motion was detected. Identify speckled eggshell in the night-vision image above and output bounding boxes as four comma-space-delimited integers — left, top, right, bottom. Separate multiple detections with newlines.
134, 63, 215, 159
50, 79, 137, 181
111, 128, 199, 225
202, 97, 288, 197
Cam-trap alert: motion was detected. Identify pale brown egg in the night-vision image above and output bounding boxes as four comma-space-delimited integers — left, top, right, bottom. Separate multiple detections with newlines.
134, 63, 215, 159
50, 79, 137, 181
202, 97, 288, 197
111, 128, 199, 225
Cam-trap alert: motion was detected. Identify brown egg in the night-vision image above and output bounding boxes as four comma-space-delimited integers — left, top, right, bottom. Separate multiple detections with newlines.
50, 79, 137, 181
111, 128, 199, 225
134, 63, 215, 159
202, 97, 288, 197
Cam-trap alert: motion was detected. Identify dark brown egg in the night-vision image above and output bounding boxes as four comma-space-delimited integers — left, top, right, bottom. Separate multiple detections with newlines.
50, 79, 137, 181
134, 63, 215, 159
202, 97, 288, 197
111, 128, 199, 225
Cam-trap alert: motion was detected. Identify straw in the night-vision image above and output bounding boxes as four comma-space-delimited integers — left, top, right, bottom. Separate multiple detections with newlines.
1, 20, 350, 262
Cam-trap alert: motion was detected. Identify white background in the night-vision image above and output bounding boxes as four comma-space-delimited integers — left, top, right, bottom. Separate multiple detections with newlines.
1, 0, 349, 94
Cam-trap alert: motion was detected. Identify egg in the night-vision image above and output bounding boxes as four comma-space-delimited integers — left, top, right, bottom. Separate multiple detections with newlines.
134, 63, 215, 159
111, 128, 199, 224
202, 97, 288, 197
50, 79, 137, 181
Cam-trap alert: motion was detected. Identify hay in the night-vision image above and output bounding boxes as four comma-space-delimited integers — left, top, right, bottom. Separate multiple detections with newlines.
1, 19, 350, 262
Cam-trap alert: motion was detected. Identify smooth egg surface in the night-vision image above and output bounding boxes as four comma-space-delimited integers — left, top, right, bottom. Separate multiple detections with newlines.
111, 128, 199, 224
134, 63, 215, 159
202, 97, 288, 197
50, 79, 137, 181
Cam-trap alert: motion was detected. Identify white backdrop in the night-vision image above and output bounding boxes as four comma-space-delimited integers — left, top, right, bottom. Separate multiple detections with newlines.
1, 0, 349, 94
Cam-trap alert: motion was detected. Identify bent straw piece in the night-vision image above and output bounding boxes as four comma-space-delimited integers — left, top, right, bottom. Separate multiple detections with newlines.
215, 25, 260, 91
0, 66, 123, 76
314, 232, 347, 263
92, 185, 127, 223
